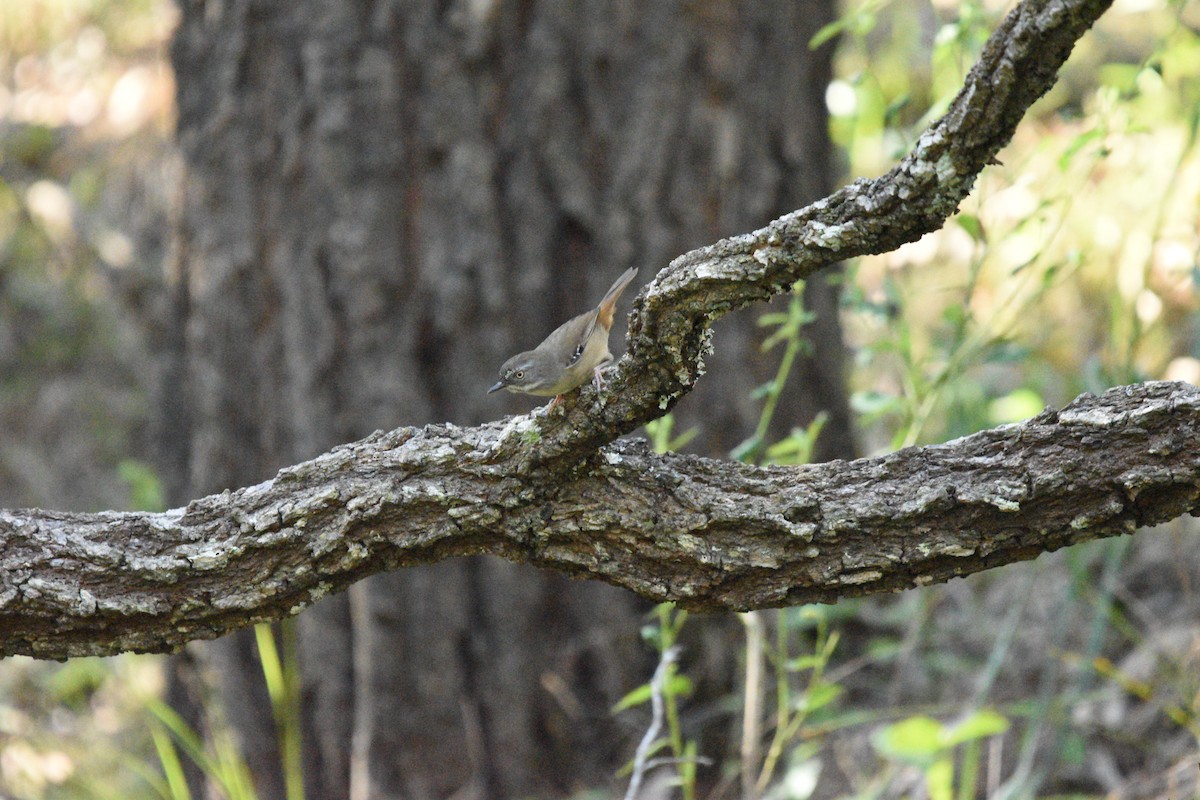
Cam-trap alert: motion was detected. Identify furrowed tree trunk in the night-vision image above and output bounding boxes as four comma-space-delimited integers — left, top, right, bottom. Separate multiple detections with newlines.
162, 1, 842, 797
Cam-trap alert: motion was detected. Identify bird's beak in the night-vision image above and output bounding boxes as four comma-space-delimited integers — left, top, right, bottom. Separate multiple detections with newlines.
487, 380, 505, 394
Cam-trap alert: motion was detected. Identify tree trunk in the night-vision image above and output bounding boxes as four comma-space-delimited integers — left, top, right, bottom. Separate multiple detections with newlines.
163, 1, 840, 797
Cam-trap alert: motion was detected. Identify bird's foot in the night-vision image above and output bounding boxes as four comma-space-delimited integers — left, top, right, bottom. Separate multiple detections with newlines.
538, 394, 566, 415
592, 365, 613, 392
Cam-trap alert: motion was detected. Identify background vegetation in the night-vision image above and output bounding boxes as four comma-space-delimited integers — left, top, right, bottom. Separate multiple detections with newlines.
1, 0, 1198, 796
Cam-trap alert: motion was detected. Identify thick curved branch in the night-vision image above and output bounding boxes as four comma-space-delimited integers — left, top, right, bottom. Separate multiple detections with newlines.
536, 0, 1113, 464
2, 382, 1198, 658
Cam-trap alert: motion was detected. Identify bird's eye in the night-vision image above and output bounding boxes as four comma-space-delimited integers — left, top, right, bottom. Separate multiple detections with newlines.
514, 370, 525, 380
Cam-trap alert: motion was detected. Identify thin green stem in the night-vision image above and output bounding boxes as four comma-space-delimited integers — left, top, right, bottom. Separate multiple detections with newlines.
656, 604, 696, 800
755, 611, 792, 794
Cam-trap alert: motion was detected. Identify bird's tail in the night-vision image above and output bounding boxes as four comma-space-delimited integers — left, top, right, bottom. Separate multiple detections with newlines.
595, 267, 639, 330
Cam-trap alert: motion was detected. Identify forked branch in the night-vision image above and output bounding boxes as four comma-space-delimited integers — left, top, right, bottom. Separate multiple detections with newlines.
1, 0, 1158, 661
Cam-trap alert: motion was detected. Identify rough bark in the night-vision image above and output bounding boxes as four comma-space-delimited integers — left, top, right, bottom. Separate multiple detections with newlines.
3, 379, 1198, 660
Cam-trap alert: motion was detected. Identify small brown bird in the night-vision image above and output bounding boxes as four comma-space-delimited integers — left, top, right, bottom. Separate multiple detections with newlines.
489, 267, 639, 409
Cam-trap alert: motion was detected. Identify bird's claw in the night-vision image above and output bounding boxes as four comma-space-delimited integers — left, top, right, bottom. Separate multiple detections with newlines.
592, 365, 613, 393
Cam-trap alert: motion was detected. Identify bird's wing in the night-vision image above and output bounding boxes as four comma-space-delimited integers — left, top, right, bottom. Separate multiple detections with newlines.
537, 268, 638, 367
537, 310, 598, 368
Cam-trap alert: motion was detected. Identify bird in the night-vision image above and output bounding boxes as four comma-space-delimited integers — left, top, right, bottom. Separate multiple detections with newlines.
488, 267, 639, 410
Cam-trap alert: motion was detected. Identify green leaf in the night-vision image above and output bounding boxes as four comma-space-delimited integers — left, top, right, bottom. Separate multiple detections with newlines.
1098, 62, 1141, 94
810, 2, 880, 48
866, 637, 901, 661
926, 756, 955, 800
765, 413, 829, 466
1058, 127, 1103, 171
731, 436, 763, 463
779, 605, 830, 632
955, 213, 985, 242
797, 681, 843, 714
212, 734, 259, 800
883, 94, 911, 128
1061, 730, 1087, 766
146, 701, 212, 774
667, 425, 700, 452
874, 715, 944, 761
752, 380, 778, 399
987, 389, 1044, 425
809, 18, 848, 49
46, 657, 108, 705
646, 414, 698, 453
611, 675, 694, 712
680, 739, 699, 786
119, 459, 166, 512
612, 683, 653, 712
787, 654, 823, 671
940, 709, 1009, 747
941, 303, 967, 327
666, 673, 695, 699
149, 723, 192, 800
255, 624, 286, 707
850, 390, 902, 417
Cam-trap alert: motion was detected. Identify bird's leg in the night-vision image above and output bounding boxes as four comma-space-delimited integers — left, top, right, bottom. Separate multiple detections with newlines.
532, 396, 562, 417
592, 358, 615, 392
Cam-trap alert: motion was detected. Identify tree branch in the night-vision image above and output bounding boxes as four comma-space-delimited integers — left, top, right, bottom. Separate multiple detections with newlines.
4, 382, 1198, 659
0, 0, 1137, 660
537, 0, 1113, 465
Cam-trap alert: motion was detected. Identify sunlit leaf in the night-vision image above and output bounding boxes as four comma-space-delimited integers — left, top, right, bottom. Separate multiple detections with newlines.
987, 388, 1044, 424
149, 723, 192, 800
1058, 127, 1103, 171
940, 709, 1009, 747
1098, 62, 1141, 95
873, 715, 943, 761
926, 756, 955, 800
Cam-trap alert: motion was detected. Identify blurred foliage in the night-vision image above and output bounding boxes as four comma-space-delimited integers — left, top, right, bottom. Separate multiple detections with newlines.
836, 0, 1200, 452
818, 4, 1200, 797
0, 0, 168, 55
0, 0, 174, 515
872, 710, 1010, 800
825, 2, 1200, 796
117, 458, 164, 512
0, 654, 164, 798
